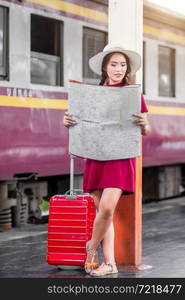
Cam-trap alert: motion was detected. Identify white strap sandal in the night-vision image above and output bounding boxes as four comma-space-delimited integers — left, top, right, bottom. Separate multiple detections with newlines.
90, 262, 118, 277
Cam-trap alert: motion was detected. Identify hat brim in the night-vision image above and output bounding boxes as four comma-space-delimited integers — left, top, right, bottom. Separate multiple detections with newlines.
89, 47, 141, 76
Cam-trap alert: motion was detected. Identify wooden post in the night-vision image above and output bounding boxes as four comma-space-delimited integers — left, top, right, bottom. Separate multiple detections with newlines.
113, 152, 146, 270
109, 0, 151, 270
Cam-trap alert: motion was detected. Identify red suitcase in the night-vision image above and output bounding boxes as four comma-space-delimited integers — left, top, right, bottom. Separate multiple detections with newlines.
46, 155, 96, 266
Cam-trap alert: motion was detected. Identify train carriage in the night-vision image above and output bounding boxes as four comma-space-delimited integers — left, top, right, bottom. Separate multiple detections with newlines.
0, 0, 185, 228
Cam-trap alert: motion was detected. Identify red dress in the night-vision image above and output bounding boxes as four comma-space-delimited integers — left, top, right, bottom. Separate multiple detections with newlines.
83, 82, 148, 194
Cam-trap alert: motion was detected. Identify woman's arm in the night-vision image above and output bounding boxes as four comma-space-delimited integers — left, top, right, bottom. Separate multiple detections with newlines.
132, 113, 151, 136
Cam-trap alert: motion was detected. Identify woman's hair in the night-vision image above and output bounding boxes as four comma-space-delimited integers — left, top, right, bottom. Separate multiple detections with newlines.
99, 52, 131, 86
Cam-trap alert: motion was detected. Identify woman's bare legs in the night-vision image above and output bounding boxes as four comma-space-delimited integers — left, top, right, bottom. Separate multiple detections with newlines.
92, 191, 116, 263
90, 187, 122, 249
85, 188, 122, 272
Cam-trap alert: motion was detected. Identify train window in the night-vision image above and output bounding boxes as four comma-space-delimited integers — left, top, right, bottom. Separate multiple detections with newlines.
31, 15, 63, 86
83, 27, 107, 84
0, 6, 8, 79
158, 45, 175, 97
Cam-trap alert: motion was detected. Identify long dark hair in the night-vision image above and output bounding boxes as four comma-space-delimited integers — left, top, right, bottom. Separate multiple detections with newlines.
99, 52, 131, 86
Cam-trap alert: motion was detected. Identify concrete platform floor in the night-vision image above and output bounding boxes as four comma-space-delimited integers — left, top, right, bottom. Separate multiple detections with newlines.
0, 197, 185, 278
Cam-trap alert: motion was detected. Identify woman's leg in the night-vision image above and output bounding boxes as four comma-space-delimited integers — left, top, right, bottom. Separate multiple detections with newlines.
89, 187, 122, 252
87, 188, 122, 276
84, 189, 102, 273
91, 190, 115, 263
92, 191, 116, 264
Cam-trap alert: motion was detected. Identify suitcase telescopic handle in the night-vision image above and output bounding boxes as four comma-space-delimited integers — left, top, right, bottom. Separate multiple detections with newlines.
70, 154, 84, 196
69, 154, 75, 195
68, 154, 88, 198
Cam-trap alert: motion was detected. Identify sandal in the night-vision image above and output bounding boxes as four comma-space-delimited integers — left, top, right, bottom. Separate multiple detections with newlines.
84, 241, 99, 274
90, 262, 118, 277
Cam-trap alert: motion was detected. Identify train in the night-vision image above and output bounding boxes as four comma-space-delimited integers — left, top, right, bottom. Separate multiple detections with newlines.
0, 0, 185, 228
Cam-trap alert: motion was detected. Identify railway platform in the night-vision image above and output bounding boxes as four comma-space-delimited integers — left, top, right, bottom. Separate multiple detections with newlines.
0, 196, 185, 278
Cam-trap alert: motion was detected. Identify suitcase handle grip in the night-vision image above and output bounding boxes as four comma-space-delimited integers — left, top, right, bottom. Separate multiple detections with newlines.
65, 189, 83, 195
65, 189, 90, 199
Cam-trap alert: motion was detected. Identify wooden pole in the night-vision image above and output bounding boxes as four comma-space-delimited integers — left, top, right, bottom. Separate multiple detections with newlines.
113, 152, 145, 269
109, 0, 152, 270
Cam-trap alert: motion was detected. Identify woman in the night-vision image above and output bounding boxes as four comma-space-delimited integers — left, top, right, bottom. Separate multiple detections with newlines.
63, 44, 150, 276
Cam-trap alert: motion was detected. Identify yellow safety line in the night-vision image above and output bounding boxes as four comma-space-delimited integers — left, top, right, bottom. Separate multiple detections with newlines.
0, 96, 185, 115
0, 96, 68, 110
144, 24, 185, 45
148, 105, 185, 116
26, 0, 108, 23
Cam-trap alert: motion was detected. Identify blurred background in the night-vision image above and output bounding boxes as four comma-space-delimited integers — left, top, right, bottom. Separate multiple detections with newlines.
0, 0, 185, 229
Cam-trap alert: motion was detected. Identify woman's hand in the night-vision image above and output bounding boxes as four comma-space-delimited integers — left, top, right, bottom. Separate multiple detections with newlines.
132, 113, 151, 136
63, 111, 77, 128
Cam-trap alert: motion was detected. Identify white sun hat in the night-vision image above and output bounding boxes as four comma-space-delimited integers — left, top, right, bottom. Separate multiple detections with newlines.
89, 43, 141, 76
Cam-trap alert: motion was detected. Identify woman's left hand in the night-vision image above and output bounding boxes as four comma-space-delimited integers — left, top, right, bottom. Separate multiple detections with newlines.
132, 113, 151, 136
132, 113, 147, 126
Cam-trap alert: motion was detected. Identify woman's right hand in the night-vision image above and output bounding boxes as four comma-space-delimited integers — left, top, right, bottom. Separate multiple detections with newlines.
63, 111, 77, 128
